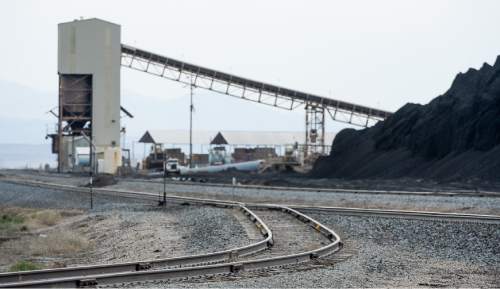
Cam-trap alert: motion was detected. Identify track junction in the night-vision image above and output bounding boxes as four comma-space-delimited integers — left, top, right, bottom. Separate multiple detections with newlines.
0, 177, 498, 287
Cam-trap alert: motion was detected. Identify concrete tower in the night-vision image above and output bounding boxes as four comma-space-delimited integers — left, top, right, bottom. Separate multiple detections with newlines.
57, 18, 122, 174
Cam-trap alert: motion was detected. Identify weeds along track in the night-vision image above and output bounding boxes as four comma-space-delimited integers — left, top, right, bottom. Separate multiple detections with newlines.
0, 179, 342, 288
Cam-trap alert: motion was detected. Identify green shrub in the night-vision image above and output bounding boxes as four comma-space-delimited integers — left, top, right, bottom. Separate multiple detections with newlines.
9, 260, 43, 272
0, 214, 24, 230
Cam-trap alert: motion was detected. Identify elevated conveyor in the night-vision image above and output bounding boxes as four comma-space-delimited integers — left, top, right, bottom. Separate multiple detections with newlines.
121, 44, 393, 154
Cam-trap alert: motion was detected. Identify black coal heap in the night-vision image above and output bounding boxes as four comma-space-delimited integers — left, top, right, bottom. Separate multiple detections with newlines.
312, 56, 500, 181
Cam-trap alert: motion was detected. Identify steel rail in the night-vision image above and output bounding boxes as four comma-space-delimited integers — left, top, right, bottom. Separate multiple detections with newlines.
0, 204, 341, 288
2, 178, 499, 224
121, 177, 500, 198
0, 198, 272, 284
0, 178, 500, 223
290, 205, 500, 224
2, 178, 498, 287
0, 179, 273, 282
0, 181, 342, 288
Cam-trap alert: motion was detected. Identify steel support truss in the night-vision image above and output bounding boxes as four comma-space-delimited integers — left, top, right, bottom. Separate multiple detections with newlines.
121, 44, 392, 155
305, 103, 326, 158
58, 74, 92, 172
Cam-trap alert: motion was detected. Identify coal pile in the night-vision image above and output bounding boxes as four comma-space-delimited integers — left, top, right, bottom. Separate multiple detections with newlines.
82, 174, 117, 187
313, 56, 500, 181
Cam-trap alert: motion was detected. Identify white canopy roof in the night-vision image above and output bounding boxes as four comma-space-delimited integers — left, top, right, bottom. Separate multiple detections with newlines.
139, 130, 335, 146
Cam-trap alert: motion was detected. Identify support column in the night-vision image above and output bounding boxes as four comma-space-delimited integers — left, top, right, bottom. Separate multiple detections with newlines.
304, 103, 326, 160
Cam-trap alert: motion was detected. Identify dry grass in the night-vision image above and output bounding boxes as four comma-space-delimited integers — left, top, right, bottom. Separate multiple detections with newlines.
0, 207, 90, 271
30, 230, 90, 256
28, 210, 62, 227
0, 206, 83, 232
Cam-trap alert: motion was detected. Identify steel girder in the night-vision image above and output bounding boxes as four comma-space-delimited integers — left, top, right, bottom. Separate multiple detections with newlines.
121, 44, 392, 128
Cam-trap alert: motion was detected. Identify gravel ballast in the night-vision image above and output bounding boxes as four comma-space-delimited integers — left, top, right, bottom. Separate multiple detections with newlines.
2, 170, 499, 215
160, 214, 499, 288
111, 180, 500, 215
0, 180, 256, 271
1, 172, 498, 287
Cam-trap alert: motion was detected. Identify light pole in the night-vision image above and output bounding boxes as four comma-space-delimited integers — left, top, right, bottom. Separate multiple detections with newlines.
189, 83, 194, 168
90, 137, 93, 210
161, 151, 167, 207
81, 131, 95, 210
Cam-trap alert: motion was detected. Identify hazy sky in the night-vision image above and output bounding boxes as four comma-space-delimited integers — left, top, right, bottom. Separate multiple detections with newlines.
1, 0, 500, 144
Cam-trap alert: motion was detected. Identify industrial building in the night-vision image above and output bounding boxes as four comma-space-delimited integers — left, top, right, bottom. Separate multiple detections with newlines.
54, 18, 122, 174
138, 130, 336, 168
51, 18, 389, 175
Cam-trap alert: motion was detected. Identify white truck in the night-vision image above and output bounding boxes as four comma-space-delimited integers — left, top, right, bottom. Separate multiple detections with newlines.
165, 158, 181, 175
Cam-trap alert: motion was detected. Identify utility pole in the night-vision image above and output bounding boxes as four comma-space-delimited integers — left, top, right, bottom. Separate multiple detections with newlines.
189, 83, 194, 168
160, 150, 166, 207
81, 130, 95, 210
89, 133, 94, 210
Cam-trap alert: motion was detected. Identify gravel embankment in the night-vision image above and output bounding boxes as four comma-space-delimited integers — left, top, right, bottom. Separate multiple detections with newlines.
158, 214, 499, 288
0, 180, 255, 269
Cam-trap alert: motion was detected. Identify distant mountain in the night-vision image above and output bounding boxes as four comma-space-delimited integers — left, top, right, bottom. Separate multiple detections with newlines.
0, 80, 56, 143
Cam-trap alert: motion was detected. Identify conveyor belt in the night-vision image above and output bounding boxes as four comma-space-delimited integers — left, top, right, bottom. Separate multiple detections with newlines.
121, 44, 392, 127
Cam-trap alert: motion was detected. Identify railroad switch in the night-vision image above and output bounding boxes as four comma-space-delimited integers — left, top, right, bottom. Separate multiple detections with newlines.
76, 278, 98, 288
230, 263, 244, 273
136, 262, 152, 271
229, 251, 239, 262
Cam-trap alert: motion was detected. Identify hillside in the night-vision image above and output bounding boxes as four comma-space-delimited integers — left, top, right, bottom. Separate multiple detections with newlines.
312, 56, 500, 181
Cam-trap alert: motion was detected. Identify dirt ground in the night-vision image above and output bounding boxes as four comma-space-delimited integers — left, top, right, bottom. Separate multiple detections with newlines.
0, 206, 197, 272
0, 206, 86, 271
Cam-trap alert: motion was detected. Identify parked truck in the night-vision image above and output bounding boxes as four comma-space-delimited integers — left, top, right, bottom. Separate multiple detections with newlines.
165, 158, 181, 175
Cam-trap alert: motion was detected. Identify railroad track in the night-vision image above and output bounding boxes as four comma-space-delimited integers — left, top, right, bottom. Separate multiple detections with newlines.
236, 207, 327, 260
3, 177, 499, 224
0, 179, 342, 288
0, 203, 272, 284
291, 205, 500, 224
0, 177, 500, 223
123, 176, 500, 198
0, 177, 500, 224
0, 178, 499, 287
3, 171, 500, 198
